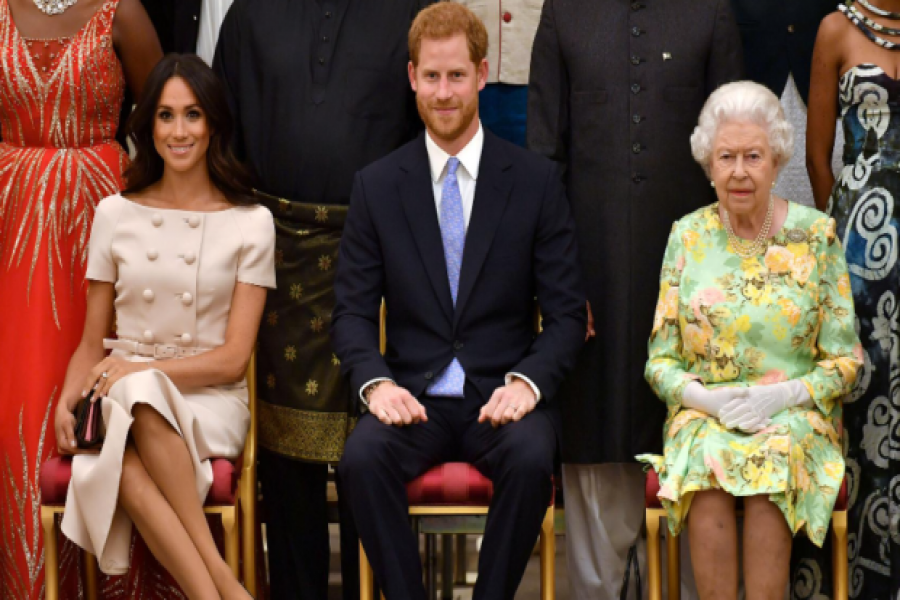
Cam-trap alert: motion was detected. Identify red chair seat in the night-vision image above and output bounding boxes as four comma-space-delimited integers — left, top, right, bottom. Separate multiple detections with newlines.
645, 469, 849, 511
40, 456, 240, 506
406, 462, 494, 506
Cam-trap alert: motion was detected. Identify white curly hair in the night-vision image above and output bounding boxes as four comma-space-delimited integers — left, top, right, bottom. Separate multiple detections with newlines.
690, 81, 794, 177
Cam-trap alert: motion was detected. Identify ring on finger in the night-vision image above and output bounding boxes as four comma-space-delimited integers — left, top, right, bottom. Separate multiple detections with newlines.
511, 405, 519, 412
101, 372, 109, 379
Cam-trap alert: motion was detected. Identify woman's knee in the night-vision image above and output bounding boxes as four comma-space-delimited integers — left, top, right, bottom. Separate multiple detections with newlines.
689, 489, 737, 523
131, 403, 171, 438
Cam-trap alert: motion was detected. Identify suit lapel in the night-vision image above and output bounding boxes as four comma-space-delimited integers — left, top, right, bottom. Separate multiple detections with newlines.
454, 133, 514, 329
399, 136, 455, 322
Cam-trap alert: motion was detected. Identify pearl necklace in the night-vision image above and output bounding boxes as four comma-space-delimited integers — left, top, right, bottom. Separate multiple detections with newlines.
32, 0, 78, 16
721, 195, 774, 259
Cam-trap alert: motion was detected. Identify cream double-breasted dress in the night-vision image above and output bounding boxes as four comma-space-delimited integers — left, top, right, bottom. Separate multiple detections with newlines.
61, 194, 275, 575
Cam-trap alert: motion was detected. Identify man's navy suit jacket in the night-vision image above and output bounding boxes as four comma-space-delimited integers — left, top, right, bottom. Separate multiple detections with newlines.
332, 129, 586, 420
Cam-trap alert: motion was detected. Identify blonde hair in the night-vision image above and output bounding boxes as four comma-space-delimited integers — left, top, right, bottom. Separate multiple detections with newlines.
690, 81, 794, 176
408, 2, 488, 67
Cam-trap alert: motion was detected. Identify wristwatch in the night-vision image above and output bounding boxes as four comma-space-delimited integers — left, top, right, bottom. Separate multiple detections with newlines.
361, 380, 390, 407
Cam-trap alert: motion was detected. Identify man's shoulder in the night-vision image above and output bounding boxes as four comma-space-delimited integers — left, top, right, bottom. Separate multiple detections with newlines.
485, 132, 561, 185
357, 135, 426, 181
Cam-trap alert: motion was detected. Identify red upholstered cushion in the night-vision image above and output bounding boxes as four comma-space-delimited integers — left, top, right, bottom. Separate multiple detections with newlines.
834, 476, 849, 512
645, 469, 663, 509
40, 456, 73, 505
39, 456, 239, 507
646, 470, 851, 513
406, 463, 494, 506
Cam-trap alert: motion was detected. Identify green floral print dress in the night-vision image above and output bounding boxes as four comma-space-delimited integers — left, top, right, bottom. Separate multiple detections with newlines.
637, 202, 862, 546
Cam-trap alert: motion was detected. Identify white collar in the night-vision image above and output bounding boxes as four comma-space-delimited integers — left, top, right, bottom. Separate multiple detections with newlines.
425, 121, 484, 183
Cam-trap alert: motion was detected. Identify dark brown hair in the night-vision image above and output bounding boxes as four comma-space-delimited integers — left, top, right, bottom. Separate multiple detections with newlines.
121, 53, 256, 205
408, 2, 488, 67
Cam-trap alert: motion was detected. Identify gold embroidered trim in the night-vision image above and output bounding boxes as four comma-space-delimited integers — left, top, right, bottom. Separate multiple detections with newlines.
258, 401, 356, 463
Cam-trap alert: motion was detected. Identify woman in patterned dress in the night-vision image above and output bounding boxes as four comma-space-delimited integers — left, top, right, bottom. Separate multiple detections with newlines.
0, 0, 160, 597
806, 2, 900, 597
639, 81, 862, 599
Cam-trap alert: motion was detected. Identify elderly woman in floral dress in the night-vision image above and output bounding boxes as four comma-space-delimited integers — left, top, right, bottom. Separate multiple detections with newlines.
638, 81, 862, 600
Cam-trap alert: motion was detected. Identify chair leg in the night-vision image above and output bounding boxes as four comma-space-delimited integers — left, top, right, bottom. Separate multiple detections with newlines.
222, 507, 240, 578
441, 534, 454, 600
832, 510, 848, 600
84, 552, 99, 600
240, 481, 257, 596
665, 525, 680, 600
454, 534, 467, 584
540, 506, 556, 600
41, 507, 60, 600
359, 541, 375, 600
646, 509, 664, 600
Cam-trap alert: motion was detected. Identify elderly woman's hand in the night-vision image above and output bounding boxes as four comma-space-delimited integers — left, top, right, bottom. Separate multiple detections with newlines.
719, 380, 813, 432
682, 382, 749, 418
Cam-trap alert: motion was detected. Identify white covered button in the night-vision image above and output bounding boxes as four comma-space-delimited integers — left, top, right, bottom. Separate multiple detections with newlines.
188, 215, 201, 228
181, 292, 193, 306
147, 248, 159, 261
181, 333, 193, 344
142, 289, 155, 302
151, 213, 163, 227
143, 330, 154, 342
184, 252, 196, 265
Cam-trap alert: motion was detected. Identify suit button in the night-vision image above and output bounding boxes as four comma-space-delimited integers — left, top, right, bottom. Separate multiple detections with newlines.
424, 371, 434, 380
631, 83, 641, 94
631, 2, 643, 10
143, 289, 154, 302
182, 292, 193, 306
143, 330, 154, 342
632, 114, 642, 124
453, 341, 464, 351
503, 11, 512, 22
147, 248, 158, 261
631, 26, 641, 37
188, 215, 201, 228
632, 173, 644, 183
630, 55, 641, 66
318, 57, 325, 65
787, 24, 795, 33
184, 252, 196, 265
151, 213, 163, 227
632, 143, 642, 154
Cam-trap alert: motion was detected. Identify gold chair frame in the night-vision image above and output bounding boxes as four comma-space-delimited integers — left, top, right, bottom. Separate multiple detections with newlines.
42, 354, 259, 599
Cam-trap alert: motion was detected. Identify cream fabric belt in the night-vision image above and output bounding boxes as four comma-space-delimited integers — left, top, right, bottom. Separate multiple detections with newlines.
103, 338, 211, 359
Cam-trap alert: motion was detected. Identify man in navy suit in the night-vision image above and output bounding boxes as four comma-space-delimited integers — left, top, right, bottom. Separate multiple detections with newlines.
332, 4, 585, 598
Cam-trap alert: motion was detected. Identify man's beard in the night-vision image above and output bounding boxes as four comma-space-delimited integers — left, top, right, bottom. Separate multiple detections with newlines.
417, 95, 478, 145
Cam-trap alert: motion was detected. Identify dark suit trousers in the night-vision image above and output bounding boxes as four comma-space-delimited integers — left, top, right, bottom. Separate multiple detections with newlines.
339, 387, 556, 600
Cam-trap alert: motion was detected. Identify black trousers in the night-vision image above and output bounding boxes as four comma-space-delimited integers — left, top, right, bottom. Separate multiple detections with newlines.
259, 450, 362, 600
339, 390, 556, 600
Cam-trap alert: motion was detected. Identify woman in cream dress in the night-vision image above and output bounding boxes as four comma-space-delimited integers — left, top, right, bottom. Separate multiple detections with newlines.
53, 54, 274, 600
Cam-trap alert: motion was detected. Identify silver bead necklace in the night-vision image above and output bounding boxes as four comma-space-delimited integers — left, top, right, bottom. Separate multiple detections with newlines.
32, 0, 78, 16
721, 195, 775, 259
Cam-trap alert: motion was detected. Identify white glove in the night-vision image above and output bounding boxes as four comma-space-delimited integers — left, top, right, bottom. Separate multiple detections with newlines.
718, 380, 813, 433
682, 382, 749, 417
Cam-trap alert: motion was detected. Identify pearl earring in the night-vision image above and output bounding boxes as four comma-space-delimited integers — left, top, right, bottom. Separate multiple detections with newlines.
710, 181, 715, 188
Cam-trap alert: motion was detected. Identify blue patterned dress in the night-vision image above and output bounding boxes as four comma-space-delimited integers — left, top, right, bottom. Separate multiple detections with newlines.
795, 62, 900, 599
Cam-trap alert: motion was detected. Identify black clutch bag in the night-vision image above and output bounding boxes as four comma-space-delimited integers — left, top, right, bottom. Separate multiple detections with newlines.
73, 389, 104, 450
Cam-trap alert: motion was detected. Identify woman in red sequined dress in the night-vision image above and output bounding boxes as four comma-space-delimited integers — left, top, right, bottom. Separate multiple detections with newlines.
0, 0, 160, 597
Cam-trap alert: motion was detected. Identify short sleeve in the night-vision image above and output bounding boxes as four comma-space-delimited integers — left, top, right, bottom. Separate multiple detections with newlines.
85, 195, 123, 283
235, 206, 276, 289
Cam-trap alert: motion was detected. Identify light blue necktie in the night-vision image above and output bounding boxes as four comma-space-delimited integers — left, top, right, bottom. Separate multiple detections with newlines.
427, 157, 466, 397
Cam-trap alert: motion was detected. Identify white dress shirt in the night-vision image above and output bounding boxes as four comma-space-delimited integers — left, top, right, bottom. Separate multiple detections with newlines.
359, 123, 541, 405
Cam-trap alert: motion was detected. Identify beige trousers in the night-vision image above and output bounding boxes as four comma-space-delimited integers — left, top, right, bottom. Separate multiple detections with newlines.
562, 463, 699, 600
